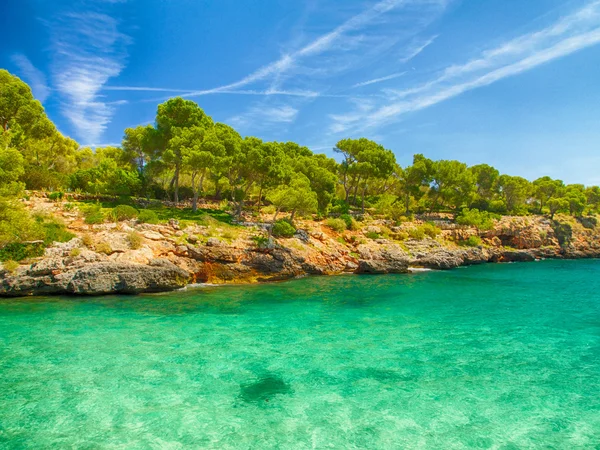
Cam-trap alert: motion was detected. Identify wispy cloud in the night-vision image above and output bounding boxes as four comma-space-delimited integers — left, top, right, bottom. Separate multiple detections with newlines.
353, 71, 406, 88
11, 53, 50, 103
182, 0, 421, 98
330, 1, 600, 133
399, 34, 438, 63
229, 104, 299, 130
48, 9, 129, 144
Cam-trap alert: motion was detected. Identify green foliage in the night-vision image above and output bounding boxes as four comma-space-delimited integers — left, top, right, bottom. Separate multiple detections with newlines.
326, 218, 347, 233
461, 235, 482, 247
271, 219, 296, 238
81, 204, 105, 224
40, 218, 75, 245
456, 208, 499, 230
339, 214, 357, 230
48, 191, 64, 202
409, 223, 441, 240
110, 205, 139, 221
365, 231, 380, 240
2, 259, 20, 273
70, 248, 81, 257
138, 209, 160, 224
0, 242, 44, 262
251, 235, 270, 247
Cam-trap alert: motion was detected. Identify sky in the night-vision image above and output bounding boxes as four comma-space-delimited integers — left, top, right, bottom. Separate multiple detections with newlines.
2, 0, 600, 185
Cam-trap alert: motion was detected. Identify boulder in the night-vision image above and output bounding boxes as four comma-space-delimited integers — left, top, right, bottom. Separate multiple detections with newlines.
0, 259, 190, 297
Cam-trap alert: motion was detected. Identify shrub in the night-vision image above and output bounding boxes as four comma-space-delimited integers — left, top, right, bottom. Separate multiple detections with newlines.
340, 214, 358, 230
461, 235, 482, 247
0, 242, 44, 262
330, 200, 349, 215
127, 231, 143, 249
365, 231, 380, 240
251, 235, 270, 248
138, 209, 159, 224
81, 234, 93, 248
63, 202, 75, 211
110, 205, 139, 222
82, 204, 105, 224
408, 223, 441, 240
326, 218, 347, 233
272, 219, 296, 238
39, 217, 75, 245
95, 242, 112, 255
456, 208, 499, 231
48, 191, 64, 202
2, 260, 20, 273
69, 248, 81, 257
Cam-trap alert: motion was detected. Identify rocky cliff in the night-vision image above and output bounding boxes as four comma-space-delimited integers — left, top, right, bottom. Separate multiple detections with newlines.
1, 204, 599, 297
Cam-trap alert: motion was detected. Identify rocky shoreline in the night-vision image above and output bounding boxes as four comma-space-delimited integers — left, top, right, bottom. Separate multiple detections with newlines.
1, 212, 599, 297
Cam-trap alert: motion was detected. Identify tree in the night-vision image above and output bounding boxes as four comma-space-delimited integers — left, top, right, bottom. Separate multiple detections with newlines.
469, 163, 499, 208
334, 138, 396, 211
547, 197, 569, 220
532, 176, 564, 213
564, 184, 586, 216
267, 173, 318, 222
429, 160, 475, 211
586, 186, 600, 213
155, 97, 213, 202
497, 175, 531, 213
397, 154, 433, 214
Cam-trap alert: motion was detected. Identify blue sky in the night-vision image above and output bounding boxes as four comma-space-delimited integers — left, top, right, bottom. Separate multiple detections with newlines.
3, 0, 600, 184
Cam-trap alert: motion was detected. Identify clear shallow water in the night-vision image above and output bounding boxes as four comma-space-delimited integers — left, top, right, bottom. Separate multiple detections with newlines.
1, 261, 599, 449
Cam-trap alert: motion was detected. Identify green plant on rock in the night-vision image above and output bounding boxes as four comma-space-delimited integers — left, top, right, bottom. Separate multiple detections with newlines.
2, 259, 20, 273
138, 209, 160, 224
110, 205, 139, 222
81, 204, 105, 224
127, 231, 143, 249
326, 218, 347, 233
95, 242, 112, 255
456, 208, 499, 230
365, 231, 380, 240
271, 219, 296, 238
461, 235, 482, 247
251, 235, 270, 248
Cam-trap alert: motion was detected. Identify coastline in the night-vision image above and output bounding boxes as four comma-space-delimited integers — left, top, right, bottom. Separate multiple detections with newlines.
2, 204, 599, 297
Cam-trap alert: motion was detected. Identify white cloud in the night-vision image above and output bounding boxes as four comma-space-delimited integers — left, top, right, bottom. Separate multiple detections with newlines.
330, 1, 600, 133
11, 53, 50, 103
49, 11, 129, 144
399, 34, 438, 63
229, 105, 299, 130
353, 72, 406, 88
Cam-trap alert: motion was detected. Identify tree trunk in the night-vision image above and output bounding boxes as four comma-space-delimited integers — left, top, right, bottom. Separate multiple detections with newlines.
361, 185, 367, 214
173, 164, 180, 203
290, 208, 297, 222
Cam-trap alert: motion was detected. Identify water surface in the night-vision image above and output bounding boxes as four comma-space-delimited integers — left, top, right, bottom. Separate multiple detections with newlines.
1, 260, 599, 448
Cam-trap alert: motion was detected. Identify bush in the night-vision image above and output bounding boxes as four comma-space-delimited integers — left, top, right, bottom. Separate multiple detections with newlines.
48, 191, 64, 202
365, 231, 380, 240
340, 214, 358, 230
110, 205, 139, 222
251, 235, 270, 248
82, 204, 105, 224
81, 233, 93, 248
95, 242, 112, 255
37, 215, 75, 245
326, 218, 347, 233
2, 260, 20, 273
272, 219, 296, 238
138, 209, 159, 224
69, 248, 81, 257
0, 242, 44, 262
408, 223, 441, 240
127, 231, 143, 249
63, 202, 75, 211
461, 235, 482, 247
330, 200, 349, 215
456, 208, 499, 231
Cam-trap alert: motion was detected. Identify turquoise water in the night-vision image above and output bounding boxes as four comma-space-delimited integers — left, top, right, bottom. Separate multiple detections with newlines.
1, 261, 599, 449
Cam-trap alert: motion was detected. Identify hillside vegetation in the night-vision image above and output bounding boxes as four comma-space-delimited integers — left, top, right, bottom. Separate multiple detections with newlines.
1, 68, 599, 265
